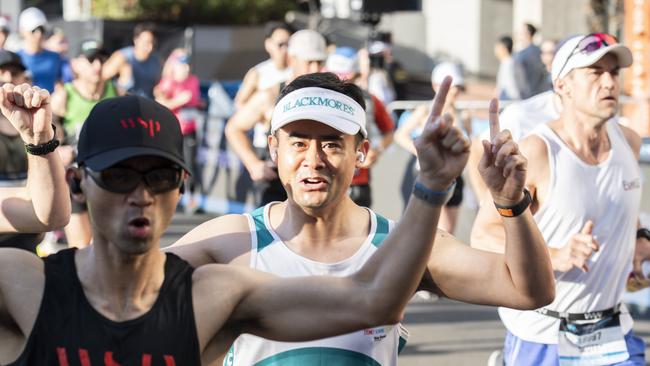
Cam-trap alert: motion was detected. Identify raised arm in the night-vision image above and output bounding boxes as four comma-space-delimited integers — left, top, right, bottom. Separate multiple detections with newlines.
0, 84, 71, 233
227, 76, 470, 341
101, 50, 126, 81
423, 100, 554, 309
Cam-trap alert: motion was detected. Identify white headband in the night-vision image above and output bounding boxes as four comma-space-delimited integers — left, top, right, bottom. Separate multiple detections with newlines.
271, 87, 367, 137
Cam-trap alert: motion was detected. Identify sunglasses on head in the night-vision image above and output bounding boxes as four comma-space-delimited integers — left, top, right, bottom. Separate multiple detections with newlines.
84, 165, 184, 194
556, 33, 618, 79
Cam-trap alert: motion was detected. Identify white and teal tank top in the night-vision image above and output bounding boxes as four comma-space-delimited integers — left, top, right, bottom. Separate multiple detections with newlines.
225, 203, 408, 366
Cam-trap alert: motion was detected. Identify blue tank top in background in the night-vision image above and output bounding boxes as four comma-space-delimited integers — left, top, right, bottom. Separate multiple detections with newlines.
120, 46, 161, 99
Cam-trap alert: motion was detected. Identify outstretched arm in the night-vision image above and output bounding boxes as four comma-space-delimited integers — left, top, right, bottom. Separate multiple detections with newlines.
0, 84, 71, 233
228, 77, 470, 341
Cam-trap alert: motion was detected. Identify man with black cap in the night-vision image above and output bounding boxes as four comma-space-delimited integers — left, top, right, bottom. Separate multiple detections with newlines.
0, 59, 70, 252
472, 33, 647, 365
0, 82, 521, 364
51, 40, 118, 248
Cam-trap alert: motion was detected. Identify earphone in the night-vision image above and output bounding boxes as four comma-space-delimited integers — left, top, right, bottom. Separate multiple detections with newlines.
356, 152, 365, 163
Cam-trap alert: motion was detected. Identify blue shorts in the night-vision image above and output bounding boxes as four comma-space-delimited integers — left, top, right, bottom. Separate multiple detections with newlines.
503, 330, 646, 366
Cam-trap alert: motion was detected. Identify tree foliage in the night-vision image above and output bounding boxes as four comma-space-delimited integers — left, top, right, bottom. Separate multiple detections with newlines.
91, 0, 297, 24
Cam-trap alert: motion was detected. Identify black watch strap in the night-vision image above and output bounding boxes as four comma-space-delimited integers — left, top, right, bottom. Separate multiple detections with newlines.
494, 189, 532, 217
24, 124, 60, 156
637, 228, 650, 240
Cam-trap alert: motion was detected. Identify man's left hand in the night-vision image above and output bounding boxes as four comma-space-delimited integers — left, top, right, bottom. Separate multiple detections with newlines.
478, 99, 527, 206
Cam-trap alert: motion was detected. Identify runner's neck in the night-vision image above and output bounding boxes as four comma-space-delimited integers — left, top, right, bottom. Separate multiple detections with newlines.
74, 244, 166, 322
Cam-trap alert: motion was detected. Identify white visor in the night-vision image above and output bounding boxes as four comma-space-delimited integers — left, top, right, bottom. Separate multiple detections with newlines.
271, 87, 367, 137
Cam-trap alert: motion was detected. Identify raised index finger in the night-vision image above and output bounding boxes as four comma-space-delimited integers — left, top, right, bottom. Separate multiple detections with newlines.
430, 76, 452, 120
489, 98, 500, 141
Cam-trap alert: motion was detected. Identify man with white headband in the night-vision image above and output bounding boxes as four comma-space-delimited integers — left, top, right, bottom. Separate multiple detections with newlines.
472, 33, 648, 365
170, 72, 555, 365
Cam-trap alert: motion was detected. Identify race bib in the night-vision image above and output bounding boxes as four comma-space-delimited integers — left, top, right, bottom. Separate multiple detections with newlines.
558, 313, 629, 366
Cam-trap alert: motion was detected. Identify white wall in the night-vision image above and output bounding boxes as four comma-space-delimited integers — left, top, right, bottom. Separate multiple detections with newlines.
423, 0, 482, 73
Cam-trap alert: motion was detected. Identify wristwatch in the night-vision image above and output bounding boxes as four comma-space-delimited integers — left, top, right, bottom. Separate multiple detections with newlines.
494, 189, 532, 217
637, 228, 650, 241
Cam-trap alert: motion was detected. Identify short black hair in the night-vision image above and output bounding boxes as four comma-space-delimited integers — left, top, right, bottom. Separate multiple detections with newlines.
524, 23, 537, 38
134, 22, 156, 39
264, 21, 293, 39
277, 72, 366, 110
497, 35, 513, 54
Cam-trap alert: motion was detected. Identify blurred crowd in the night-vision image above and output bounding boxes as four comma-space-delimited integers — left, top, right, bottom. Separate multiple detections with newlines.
0, 7, 632, 254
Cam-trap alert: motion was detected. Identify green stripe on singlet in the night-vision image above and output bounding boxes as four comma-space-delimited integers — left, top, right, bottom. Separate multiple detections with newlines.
251, 206, 274, 252
370, 213, 390, 247
254, 347, 382, 366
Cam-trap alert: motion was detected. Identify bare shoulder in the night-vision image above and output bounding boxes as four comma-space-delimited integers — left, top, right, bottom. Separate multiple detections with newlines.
619, 124, 641, 158
168, 214, 252, 266
519, 134, 549, 172
0, 248, 44, 280
0, 248, 44, 335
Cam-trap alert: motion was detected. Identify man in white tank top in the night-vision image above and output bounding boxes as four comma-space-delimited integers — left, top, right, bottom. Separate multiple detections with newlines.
472, 34, 649, 365
234, 22, 292, 111
169, 72, 557, 365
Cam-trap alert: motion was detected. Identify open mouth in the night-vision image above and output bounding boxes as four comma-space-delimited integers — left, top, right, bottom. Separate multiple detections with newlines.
300, 176, 329, 190
127, 217, 151, 237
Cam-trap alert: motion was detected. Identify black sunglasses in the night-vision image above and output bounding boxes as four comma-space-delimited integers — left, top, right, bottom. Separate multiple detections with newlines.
84, 165, 183, 194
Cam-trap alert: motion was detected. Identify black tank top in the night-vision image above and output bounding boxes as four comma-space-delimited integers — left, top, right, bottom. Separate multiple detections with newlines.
9, 248, 201, 365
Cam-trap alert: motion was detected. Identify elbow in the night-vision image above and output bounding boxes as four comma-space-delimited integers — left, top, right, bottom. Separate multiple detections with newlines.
516, 284, 555, 310
359, 290, 406, 327
44, 211, 71, 231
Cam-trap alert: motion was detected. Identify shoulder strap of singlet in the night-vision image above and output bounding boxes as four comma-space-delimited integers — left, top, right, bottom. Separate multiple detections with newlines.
370, 212, 392, 247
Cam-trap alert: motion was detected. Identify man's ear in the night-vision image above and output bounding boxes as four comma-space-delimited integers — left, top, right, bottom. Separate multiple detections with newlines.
66, 167, 86, 204
355, 139, 370, 169
554, 77, 570, 99
268, 134, 279, 163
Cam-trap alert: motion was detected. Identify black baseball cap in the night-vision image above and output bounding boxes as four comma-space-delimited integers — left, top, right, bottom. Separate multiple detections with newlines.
76, 95, 190, 173
0, 50, 26, 71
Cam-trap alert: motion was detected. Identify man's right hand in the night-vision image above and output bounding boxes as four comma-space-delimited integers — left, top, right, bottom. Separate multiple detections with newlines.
414, 76, 470, 190
248, 160, 278, 181
550, 220, 600, 272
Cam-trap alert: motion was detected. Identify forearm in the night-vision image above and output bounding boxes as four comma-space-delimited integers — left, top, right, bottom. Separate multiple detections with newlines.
25, 151, 71, 230
394, 132, 417, 156
355, 190, 443, 321
502, 211, 554, 308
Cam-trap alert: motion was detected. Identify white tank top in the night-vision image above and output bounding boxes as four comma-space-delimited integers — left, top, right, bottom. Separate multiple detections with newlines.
254, 59, 291, 91
225, 203, 408, 366
499, 119, 641, 344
